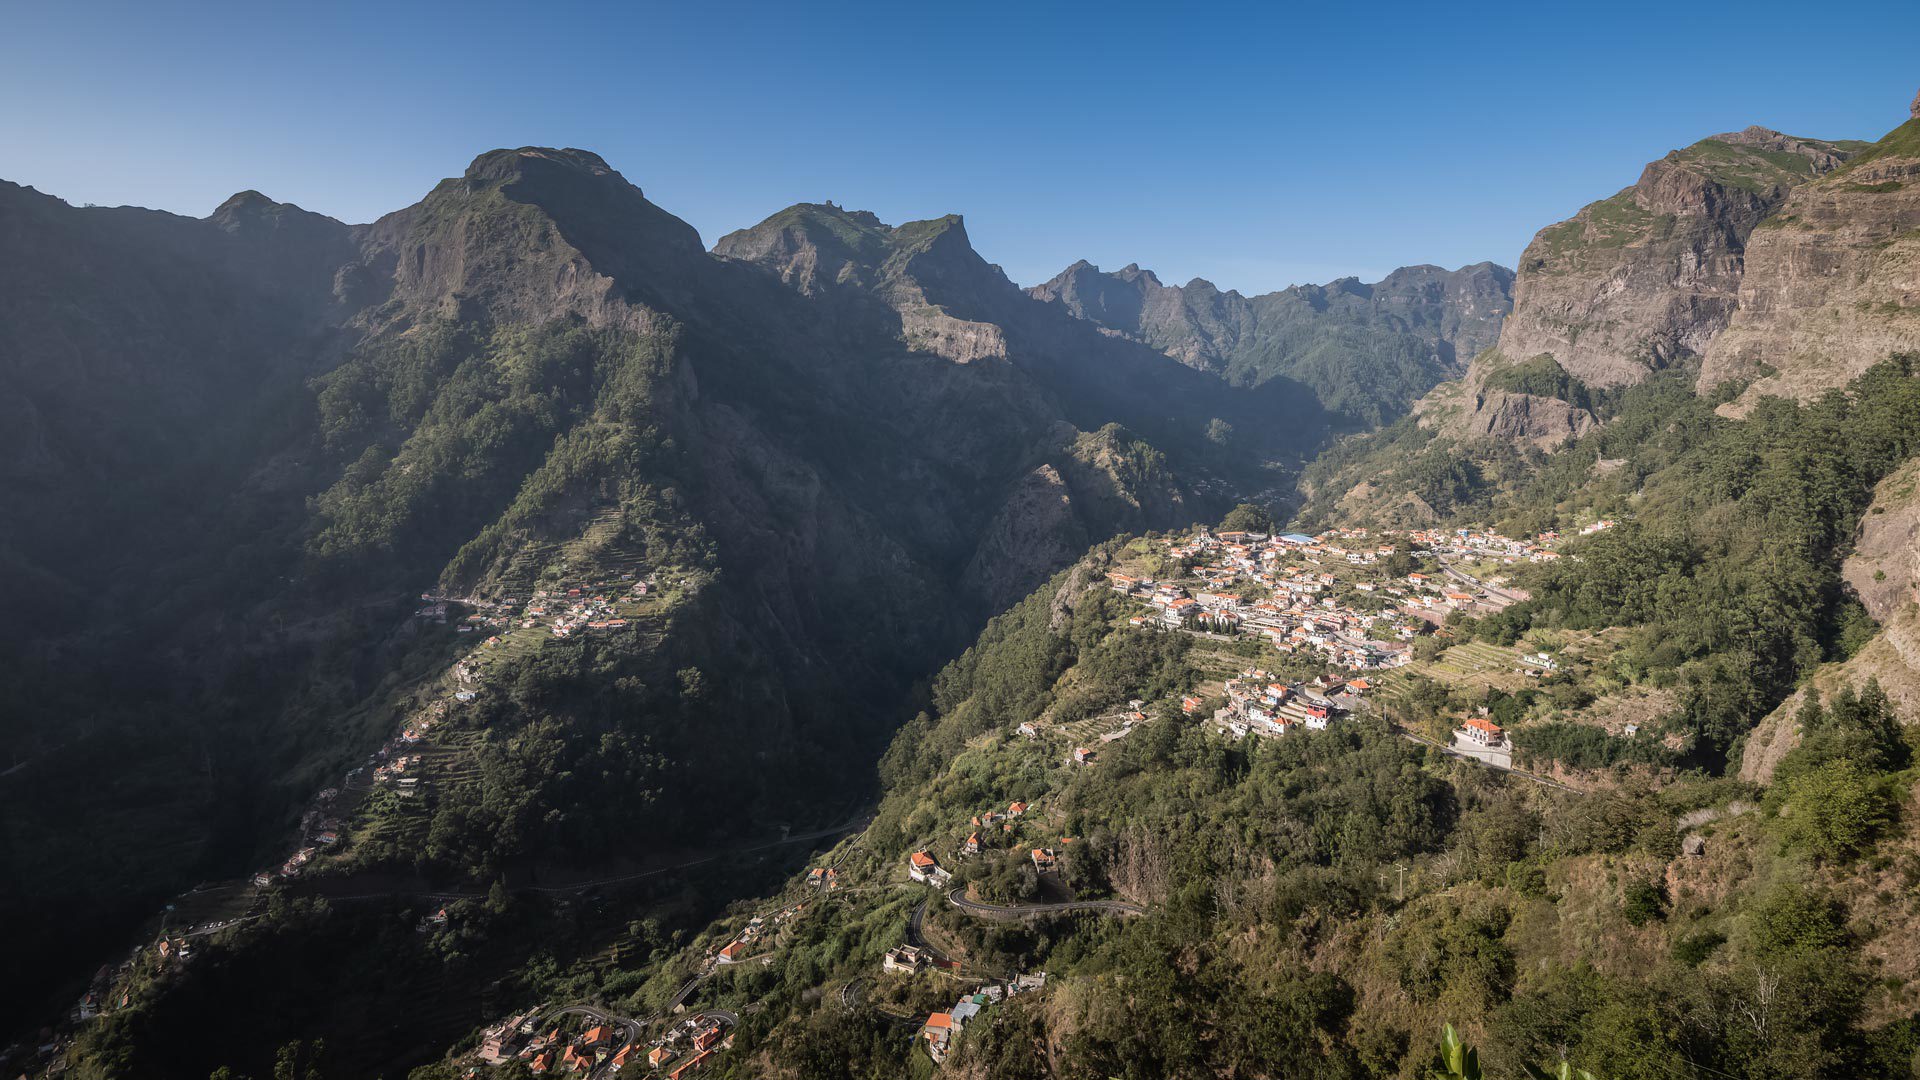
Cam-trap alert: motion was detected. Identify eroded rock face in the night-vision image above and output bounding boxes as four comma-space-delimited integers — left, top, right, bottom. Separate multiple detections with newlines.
1845, 458, 1920, 620
961, 423, 1191, 610
1497, 127, 1855, 391
1699, 121, 1920, 403
1741, 455, 1920, 783
1428, 125, 1862, 449
1460, 387, 1598, 449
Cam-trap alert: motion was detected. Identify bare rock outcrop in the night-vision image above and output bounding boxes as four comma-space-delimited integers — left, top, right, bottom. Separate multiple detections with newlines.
1424, 127, 1855, 450
1497, 127, 1854, 392
1699, 116, 1920, 403
1459, 384, 1598, 449
1741, 456, 1920, 782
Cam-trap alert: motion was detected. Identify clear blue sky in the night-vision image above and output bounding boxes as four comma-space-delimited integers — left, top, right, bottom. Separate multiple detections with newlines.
3, 0, 1915, 293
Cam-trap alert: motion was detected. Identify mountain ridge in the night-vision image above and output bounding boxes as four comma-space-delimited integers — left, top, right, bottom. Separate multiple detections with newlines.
1029, 255, 1514, 427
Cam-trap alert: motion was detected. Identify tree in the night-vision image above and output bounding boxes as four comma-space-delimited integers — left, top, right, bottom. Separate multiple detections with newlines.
1621, 879, 1666, 926
1773, 759, 1891, 861
1219, 502, 1273, 533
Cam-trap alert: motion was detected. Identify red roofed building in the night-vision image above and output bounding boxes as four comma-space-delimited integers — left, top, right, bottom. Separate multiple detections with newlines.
670, 1048, 715, 1080
922, 1012, 954, 1059
1460, 717, 1506, 747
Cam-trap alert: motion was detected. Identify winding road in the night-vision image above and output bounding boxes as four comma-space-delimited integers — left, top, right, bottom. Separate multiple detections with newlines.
535, 1002, 648, 1044
1435, 552, 1525, 605
944, 886, 1145, 919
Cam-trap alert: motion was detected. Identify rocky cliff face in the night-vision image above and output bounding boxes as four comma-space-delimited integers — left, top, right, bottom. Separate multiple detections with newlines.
1436, 126, 1861, 447
1700, 112, 1920, 406
1741, 456, 1920, 782
719, 200, 1337, 561
1029, 258, 1513, 427
1499, 127, 1856, 389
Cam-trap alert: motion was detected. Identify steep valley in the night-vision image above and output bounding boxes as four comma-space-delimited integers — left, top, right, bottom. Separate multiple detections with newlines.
11, 83, 1920, 1080
0, 145, 1442, 1072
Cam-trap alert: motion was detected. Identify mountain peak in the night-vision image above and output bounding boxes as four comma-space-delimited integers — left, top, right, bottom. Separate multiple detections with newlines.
206, 189, 346, 246
213, 189, 275, 213
463, 146, 614, 184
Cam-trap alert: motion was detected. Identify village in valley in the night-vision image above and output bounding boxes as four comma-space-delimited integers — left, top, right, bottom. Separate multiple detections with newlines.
29, 518, 1633, 1076
1094, 522, 1616, 760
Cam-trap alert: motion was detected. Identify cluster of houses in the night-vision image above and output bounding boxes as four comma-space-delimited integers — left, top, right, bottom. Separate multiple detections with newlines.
1112, 545, 1411, 671
962, 800, 1029, 855
1112, 524, 1573, 669
920, 973, 1048, 1063
1408, 526, 1564, 563
478, 1014, 632, 1075
524, 585, 637, 639
472, 1007, 727, 1077
644, 1015, 729, 1079
908, 798, 1043, 886
1213, 669, 1364, 740
714, 900, 807, 965
245, 572, 661, 894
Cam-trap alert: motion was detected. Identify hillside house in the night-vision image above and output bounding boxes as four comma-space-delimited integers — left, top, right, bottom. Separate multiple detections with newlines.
884, 944, 929, 974
1031, 848, 1058, 872
1459, 717, 1506, 747
908, 851, 950, 885
923, 1013, 954, 1061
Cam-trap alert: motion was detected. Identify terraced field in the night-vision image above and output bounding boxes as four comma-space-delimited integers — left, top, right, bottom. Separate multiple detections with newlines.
1367, 641, 1531, 707
1057, 709, 1135, 746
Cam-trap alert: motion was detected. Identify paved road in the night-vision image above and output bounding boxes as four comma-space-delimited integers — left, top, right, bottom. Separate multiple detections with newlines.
945, 887, 1145, 919
1435, 553, 1524, 605
904, 897, 946, 958
536, 1002, 649, 1044
523, 1002, 658, 1080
